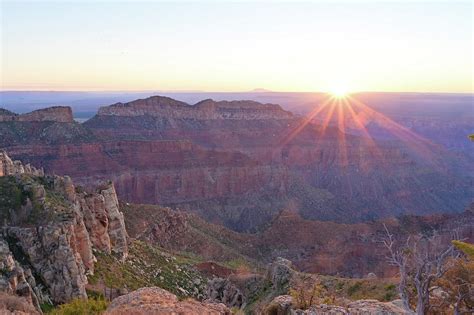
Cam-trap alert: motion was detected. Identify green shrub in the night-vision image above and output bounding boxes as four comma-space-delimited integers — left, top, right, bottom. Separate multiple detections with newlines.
383, 291, 397, 301
452, 240, 474, 259
347, 282, 362, 296
384, 284, 396, 291
48, 298, 108, 315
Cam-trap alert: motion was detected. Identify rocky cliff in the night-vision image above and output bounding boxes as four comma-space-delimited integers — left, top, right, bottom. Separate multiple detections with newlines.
0, 152, 128, 311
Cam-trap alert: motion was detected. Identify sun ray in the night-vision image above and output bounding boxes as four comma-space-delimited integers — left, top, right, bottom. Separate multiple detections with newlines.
278, 95, 334, 147
311, 99, 338, 159
336, 98, 349, 167
342, 97, 381, 157
346, 95, 441, 169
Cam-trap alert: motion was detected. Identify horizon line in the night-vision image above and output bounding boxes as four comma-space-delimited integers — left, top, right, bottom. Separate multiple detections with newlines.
1, 89, 473, 95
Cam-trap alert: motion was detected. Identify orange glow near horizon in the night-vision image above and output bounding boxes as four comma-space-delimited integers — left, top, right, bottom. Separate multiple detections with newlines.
2, 2, 472, 93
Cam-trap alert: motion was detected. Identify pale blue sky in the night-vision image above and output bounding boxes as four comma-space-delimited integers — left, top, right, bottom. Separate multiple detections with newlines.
1, 1, 472, 92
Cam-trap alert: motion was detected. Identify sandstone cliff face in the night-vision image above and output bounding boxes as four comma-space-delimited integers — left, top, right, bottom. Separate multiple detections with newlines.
0, 152, 128, 306
0, 106, 73, 123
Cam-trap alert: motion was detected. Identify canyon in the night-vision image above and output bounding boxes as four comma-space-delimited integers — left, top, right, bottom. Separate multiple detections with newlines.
1, 95, 471, 232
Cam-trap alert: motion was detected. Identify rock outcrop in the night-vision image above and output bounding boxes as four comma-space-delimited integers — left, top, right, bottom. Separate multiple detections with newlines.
98, 183, 128, 259
105, 287, 230, 315
0, 151, 128, 305
4, 225, 89, 304
0, 150, 43, 177
266, 257, 295, 293
0, 106, 73, 123
206, 277, 245, 309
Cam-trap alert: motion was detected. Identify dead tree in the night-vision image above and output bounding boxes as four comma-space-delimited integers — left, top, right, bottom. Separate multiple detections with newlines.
383, 224, 456, 315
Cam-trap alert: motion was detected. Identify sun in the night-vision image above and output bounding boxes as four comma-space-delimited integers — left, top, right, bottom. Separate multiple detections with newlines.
329, 87, 349, 98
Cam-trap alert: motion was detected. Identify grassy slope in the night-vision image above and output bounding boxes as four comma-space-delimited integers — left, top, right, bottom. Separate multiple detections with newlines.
88, 241, 207, 299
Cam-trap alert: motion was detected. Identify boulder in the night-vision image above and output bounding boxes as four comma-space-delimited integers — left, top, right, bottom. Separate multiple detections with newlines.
105, 287, 230, 315
264, 295, 294, 315
206, 277, 245, 308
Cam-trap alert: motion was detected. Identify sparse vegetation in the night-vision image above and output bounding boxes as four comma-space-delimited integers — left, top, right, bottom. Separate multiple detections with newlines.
47, 297, 108, 315
452, 240, 474, 258
0, 176, 27, 223
88, 241, 207, 299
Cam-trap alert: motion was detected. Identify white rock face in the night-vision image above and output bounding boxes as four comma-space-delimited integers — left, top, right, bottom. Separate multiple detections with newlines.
100, 183, 129, 260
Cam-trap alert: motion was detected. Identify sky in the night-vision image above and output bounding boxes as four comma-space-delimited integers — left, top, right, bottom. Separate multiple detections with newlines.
1, 0, 473, 93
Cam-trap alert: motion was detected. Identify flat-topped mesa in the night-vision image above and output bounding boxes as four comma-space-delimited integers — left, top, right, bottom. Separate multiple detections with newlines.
0, 106, 73, 123
97, 95, 293, 120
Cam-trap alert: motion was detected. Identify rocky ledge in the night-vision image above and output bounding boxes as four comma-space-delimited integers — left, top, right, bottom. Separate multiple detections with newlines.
0, 106, 73, 123
96, 95, 293, 120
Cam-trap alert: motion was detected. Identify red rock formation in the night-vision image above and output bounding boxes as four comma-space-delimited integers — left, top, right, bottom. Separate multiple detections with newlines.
6, 141, 288, 208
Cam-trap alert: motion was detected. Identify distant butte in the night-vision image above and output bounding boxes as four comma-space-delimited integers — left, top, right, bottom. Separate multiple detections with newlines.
0, 106, 73, 123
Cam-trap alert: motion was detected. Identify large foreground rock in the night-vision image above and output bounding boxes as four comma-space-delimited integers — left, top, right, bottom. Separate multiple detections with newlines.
105, 287, 230, 315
